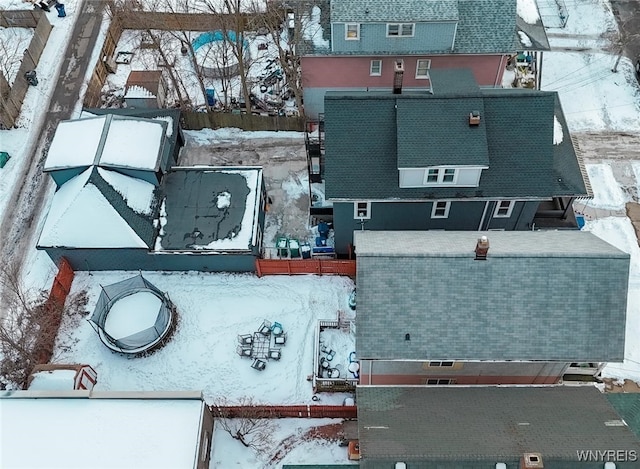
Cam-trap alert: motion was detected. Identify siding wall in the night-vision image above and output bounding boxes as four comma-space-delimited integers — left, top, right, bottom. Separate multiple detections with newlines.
301, 54, 506, 118
333, 200, 538, 255
358, 360, 567, 385
42, 247, 258, 272
331, 22, 457, 54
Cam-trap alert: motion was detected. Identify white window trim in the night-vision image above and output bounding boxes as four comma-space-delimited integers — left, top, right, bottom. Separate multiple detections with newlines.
415, 59, 431, 79
431, 201, 451, 219
493, 200, 515, 218
370, 59, 382, 76
424, 167, 458, 185
425, 378, 456, 385
345, 23, 360, 40
386, 23, 415, 37
354, 201, 371, 219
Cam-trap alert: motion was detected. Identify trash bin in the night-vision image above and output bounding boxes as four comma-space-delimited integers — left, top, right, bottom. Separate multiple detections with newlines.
24, 70, 38, 86
276, 237, 288, 257
0, 152, 10, 168
54, 2, 66, 17
301, 243, 311, 259
205, 89, 216, 107
289, 239, 300, 258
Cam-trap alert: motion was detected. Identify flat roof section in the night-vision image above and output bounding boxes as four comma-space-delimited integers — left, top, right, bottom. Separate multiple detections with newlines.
158, 167, 261, 252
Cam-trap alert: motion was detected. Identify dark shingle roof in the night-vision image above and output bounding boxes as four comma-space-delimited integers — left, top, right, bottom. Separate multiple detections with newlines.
324, 71, 587, 200
330, 0, 459, 23
354, 230, 629, 361
607, 394, 640, 439
89, 168, 157, 248
356, 386, 640, 464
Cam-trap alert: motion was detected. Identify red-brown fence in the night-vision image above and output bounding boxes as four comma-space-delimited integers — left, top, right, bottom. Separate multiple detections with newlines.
33, 257, 75, 365
210, 405, 357, 419
255, 259, 356, 278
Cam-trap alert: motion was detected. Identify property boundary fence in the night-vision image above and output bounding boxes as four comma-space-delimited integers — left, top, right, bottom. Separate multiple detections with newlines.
0, 9, 52, 128
255, 259, 356, 277
210, 404, 357, 419
34, 257, 75, 366
181, 111, 305, 131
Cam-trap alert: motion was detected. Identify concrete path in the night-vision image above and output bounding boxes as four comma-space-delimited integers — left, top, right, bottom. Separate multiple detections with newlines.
0, 1, 104, 306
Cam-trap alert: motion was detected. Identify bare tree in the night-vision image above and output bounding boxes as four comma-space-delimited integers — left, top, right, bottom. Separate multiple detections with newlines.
0, 263, 88, 390
603, 17, 640, 73
0, 31, 27, 86
211, 397, 276, 452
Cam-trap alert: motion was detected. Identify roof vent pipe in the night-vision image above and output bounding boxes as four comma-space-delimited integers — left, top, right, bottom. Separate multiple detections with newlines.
469, 110, 481, 126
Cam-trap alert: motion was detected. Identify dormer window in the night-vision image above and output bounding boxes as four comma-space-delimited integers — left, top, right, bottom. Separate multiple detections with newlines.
345, 23, 360, 40
426, 168, 456, 184
387, 23, 414, 37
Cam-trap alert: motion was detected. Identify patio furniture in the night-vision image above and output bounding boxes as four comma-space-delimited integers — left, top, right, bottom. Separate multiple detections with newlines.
348, 351, 357, 363
258, 320, 272, 336
271, 321, 284, 336
276, 237, 289, 257
289, 238, 300, 258
268, 348, 282, 360
321, 346, 335, 361
251, 358, 266, 371
320, 357, 330, 369
238, 334, 253, 345
236, 345, 252, 357
274, 332, 287, 345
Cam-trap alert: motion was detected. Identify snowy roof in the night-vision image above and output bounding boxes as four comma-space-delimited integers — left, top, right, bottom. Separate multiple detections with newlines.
355, 230, 630, 361
43, 115, 166, 172
38, 167, 157, 249
28, 370, 77, 391
44, 117, 107, 170
0, 392, 205, 469
156, 167, 263, 252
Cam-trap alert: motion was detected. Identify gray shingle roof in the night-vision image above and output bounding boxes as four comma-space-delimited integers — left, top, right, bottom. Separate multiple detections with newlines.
330, 0, 459, 23
454, 0, 518, 53
354, 230, 629, 361
89, 168, 157, 248
324, 70, 587, 200
356, 386, 640, 464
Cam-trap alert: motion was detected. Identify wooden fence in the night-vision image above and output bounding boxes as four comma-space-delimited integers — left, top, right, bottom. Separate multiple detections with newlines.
255, 259, 356, 278
34, 257, 75, 366
0, 10, 52, 128
181, 111, 305, 131
210, 404, 357, 419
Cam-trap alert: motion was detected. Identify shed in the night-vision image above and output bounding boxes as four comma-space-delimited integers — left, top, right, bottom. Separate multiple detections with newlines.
124, 70, 167, 109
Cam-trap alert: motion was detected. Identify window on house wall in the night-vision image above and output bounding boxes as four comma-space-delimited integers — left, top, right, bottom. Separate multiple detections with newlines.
493, 200, 515, 218
425, 168, 457, 184
370, 59, 382, 76
354, 201, 371, 219
426, 378, 456, 385
429, 361, 455, 367
345, 23, 360, 40
416, 59, 431, 78
387, 23, 414, 37
431, 201, 450, 219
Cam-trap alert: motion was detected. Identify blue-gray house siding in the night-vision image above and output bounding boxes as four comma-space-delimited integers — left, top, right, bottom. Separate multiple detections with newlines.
331, 22, 457, 54
334, 200, 539, 255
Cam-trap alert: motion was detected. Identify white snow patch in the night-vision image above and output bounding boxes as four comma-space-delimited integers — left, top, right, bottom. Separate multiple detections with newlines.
100, 119, 164, 170
518, 31, 532, 47
97, 168, 156, 215
553, 115, 564, 145
582, 164, 627, 210
28, 370, 77, 391
44, 117, 106, 170
216, 191, 231, 209
517, 0, 540, 24
124, 84, 156, 98
303, 6, 330, 50
104, 291, 163, 340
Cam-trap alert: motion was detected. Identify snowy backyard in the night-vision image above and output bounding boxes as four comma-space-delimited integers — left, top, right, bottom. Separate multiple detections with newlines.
3, 0, 640, 466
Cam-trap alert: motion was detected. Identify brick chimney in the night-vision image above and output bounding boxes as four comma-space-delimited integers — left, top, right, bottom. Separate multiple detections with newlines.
520, 453, 544, 469
475, 236, 489, 260
469, 110, 481, 126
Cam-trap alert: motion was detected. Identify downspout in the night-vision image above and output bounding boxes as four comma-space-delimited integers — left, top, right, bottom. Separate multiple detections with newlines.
478, 201, 490, 231
537, 52, 544, 89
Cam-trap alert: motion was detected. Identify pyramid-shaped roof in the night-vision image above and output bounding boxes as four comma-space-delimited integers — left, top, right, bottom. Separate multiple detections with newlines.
38, 168, 157, 249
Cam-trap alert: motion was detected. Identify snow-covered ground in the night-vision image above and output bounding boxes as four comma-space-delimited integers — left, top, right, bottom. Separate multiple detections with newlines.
2, 0, 640, 466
